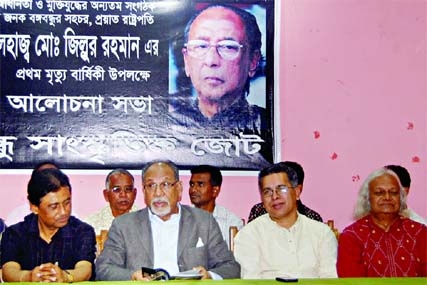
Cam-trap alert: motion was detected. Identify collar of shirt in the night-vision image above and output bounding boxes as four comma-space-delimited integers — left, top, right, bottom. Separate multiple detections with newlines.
194, 96, 254, 122
366, 214, 405, 232
212, 205, 219, 216
148, 203, 181, 224
268, 212, 302, 234
174, 95, 254, 123
149, 204, 181, 275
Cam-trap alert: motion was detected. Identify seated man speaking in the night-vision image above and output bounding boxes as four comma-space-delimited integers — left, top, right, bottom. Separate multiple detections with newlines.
95, 160, 240, 280
1, 169, 96, 282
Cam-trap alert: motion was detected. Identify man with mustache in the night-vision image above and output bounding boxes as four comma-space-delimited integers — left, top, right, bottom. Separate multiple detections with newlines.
84, 168, 138, 235
95, 160, 240, 281
247, 161, 323, 223
1, 169, 96, 282
234, 162, 337, 279
189, 164, 243, 249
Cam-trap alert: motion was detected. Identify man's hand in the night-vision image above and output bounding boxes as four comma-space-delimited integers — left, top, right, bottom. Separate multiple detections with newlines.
131, 270, 151, 281
32, 262, 65, 282
193, 266, 211, 280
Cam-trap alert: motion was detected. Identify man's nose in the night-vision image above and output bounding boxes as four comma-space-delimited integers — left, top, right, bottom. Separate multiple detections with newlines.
383, 191, 391, 199
153, 185, 165, 196
271, 190, 280, 199
58, 204, 67, 214
203, 45, 221, 65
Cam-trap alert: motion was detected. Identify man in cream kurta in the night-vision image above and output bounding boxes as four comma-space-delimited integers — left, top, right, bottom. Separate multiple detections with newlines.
234, 213, 337, 279
234, 162, 337, 279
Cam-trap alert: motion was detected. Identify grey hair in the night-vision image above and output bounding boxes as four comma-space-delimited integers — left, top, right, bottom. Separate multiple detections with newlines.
105, 168, 134, 189
141, 160, 180, 181
353, 167, 408, 220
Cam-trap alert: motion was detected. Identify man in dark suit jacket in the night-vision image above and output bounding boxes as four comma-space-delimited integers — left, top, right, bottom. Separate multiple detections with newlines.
95, 160, 240, 281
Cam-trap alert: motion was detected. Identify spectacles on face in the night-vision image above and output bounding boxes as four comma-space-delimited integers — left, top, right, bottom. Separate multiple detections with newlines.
262, 185, 293, 198
110, 186, 135, 194
184, 39, 244, 60
144, 181, 178, 192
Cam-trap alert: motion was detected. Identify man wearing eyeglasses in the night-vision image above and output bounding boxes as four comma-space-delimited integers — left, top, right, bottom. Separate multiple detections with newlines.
189, 164, 243, 249
168, 4, 271, 169
234, 162, 338, 279
83, 169, 138, 235
95, 160, 240, 281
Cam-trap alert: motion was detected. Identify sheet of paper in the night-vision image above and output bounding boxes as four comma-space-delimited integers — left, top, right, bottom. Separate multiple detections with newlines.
172, 269, 203, 279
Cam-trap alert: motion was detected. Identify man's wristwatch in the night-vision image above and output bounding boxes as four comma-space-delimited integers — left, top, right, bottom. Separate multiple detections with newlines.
64, 270, 74, 283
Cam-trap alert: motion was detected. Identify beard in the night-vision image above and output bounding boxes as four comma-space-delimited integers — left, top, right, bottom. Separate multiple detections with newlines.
150, 197, 171, 217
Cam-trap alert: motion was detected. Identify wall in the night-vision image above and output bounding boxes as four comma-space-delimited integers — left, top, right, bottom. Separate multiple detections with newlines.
0, 0, 426, 231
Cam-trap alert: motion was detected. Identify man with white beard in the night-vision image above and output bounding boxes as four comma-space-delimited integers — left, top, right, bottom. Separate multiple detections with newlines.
95, 160, 240, 281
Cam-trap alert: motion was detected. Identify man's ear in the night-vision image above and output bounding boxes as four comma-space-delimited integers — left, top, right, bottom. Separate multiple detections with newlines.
30, 203, 39, 215
103, 189, 109, 202
212, 186, 221, 198
294, 185, 302, 201
176, 181, 183, 202
182, 48, 190, 77
404, 187, 410, 196
248, 50, 261, 77
299, 184, 304, 195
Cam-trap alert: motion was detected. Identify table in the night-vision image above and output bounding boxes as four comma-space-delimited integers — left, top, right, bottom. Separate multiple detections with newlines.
3, 278, 426, 284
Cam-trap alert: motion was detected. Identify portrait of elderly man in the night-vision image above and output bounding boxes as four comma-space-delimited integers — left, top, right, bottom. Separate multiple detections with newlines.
337, 167, 426, 277
168, 3, 273, 168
